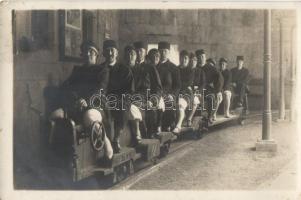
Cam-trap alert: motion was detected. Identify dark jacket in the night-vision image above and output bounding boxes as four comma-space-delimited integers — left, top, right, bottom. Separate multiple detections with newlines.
106, 62, 134, 97
221, 69, 232, 91
60, 64, 109, 109
231, 67, 250, 85
131, 62, 162, 97
179, 66, 195, 96
156, 60, 181, 97
202, 63, 224, 93
194, 65, 206, 94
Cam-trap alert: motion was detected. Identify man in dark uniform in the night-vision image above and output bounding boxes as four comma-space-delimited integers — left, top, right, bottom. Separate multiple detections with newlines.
147, 48, 165, 134
203, 57, 224, 122
103, 40, 134, 153
219, 58, 232, 118
130, 43, 163, 138
156, 41, 181, 132
231, 56, 250, 107
194, 49, 206, 108
122, 45, 143, 143
173, 50, 200, 134
187, 52, 202, 122
50, 40, 113, 159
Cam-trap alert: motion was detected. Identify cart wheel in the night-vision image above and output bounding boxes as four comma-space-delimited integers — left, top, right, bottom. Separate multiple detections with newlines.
90, 122, 105, 151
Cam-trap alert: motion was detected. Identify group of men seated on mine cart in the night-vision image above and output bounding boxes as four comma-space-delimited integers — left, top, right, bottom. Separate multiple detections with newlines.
48, 39, 250, 161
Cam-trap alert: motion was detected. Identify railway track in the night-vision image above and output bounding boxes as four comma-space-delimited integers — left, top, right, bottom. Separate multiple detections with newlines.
110, 139, 196, 190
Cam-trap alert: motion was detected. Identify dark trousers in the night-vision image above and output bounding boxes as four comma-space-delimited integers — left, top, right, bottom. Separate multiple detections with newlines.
234, 83, 247, 104
204, 86, 217, 119
144, 109, 158, 137
161, 109, 176, 130
107, 109, 127, 142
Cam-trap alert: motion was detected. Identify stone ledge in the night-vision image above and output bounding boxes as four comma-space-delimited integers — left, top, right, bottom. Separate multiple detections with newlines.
255, 139, 277, 152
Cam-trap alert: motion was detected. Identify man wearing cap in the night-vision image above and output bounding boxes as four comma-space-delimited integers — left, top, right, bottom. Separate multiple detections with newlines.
103, 40, 135, 153
147, 48, 165, 135
50, 40, 113, 160
156, 41, 181, 132
173, 50, 200, 134
133, 41, 147, 66
231, 56, 250, 107
219, 58, 232, 118
195, 49, 207, 68
123, 45, 143, 143
128, 45, 163, 138
194, 49, 206, 106
203, 58, 224, 122
188, 52, 202, 120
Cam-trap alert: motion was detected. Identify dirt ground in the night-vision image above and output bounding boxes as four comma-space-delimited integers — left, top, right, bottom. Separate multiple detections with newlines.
128, 114, 297, 190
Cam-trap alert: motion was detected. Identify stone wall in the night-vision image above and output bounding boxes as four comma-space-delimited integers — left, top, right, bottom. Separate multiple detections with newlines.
118, 9, 296, 110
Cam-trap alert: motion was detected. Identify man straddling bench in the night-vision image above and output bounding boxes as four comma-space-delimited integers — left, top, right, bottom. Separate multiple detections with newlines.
49, 40, 114, 160
49, 39, 250, 159
173, 49, 250, 130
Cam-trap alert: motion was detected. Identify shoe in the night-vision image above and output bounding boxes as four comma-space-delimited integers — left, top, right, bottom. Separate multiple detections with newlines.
202, 126, 209, 132
208, 118, 214, 124
172, 127, 181, 134
154, 131, 161, 138
224, 114, 231, 118
237, 102, 243, 107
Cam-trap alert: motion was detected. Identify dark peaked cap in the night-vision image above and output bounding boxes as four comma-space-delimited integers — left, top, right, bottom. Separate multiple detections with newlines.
80, 40, 99, 54
148, 48, 159, 56
189, 52, 197, 59
133, 41, 147, 49
237, 55, 244, 61
180, 50, 190, 57
195, 49, 206, 56
219, 57, 228, 63
103, 40, 117, 50
158, 41, 170, 50
124, 45, 136, 53
206, 58, 216, 66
